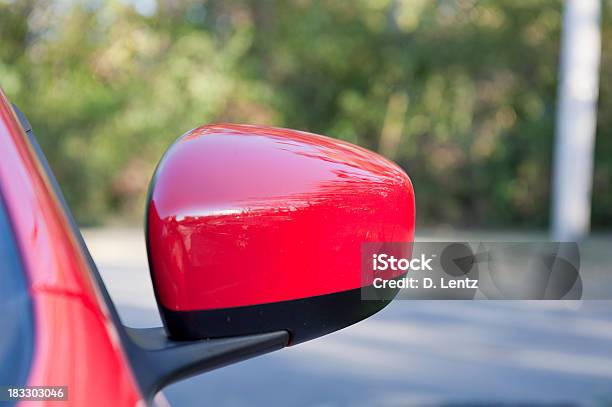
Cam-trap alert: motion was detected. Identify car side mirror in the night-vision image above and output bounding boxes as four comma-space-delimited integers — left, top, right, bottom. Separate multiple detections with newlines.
146, 124, 415, 345
9, 100, 416, 401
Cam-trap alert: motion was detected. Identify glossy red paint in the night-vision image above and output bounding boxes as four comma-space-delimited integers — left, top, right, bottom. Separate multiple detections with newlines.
148, 124, 415, 311
0, 90, 142, 406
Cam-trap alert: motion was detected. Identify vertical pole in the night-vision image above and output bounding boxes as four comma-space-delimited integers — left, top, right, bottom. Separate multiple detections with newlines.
552, 0, 601, 241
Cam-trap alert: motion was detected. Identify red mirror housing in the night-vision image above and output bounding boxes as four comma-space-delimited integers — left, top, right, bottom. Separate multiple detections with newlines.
146, 124, 415, 344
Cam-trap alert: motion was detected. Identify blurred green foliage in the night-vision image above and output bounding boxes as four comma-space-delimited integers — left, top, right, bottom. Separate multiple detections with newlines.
0, 0, 610, 228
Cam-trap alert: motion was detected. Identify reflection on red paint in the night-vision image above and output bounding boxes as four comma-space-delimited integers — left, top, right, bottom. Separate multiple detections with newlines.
148, 124, 415, 311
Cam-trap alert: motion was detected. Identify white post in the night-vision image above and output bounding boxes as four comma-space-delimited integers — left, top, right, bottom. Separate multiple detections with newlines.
552, 0, 601, 241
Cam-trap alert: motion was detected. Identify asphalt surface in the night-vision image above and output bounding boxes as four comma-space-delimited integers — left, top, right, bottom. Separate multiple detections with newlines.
83, 228, 612, 407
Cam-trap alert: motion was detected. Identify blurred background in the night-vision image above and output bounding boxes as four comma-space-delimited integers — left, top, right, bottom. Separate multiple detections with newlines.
3, 1, 612, 406
2, 0, 611, 230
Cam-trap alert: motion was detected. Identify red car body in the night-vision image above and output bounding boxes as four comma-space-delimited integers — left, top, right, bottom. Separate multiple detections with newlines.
0, 89, 143, 405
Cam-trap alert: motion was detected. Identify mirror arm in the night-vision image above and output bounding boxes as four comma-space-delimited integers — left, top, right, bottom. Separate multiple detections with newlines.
123, 327, 289, 404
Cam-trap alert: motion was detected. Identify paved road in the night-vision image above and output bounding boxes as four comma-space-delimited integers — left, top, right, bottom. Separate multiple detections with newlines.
83, 228, 612, 406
